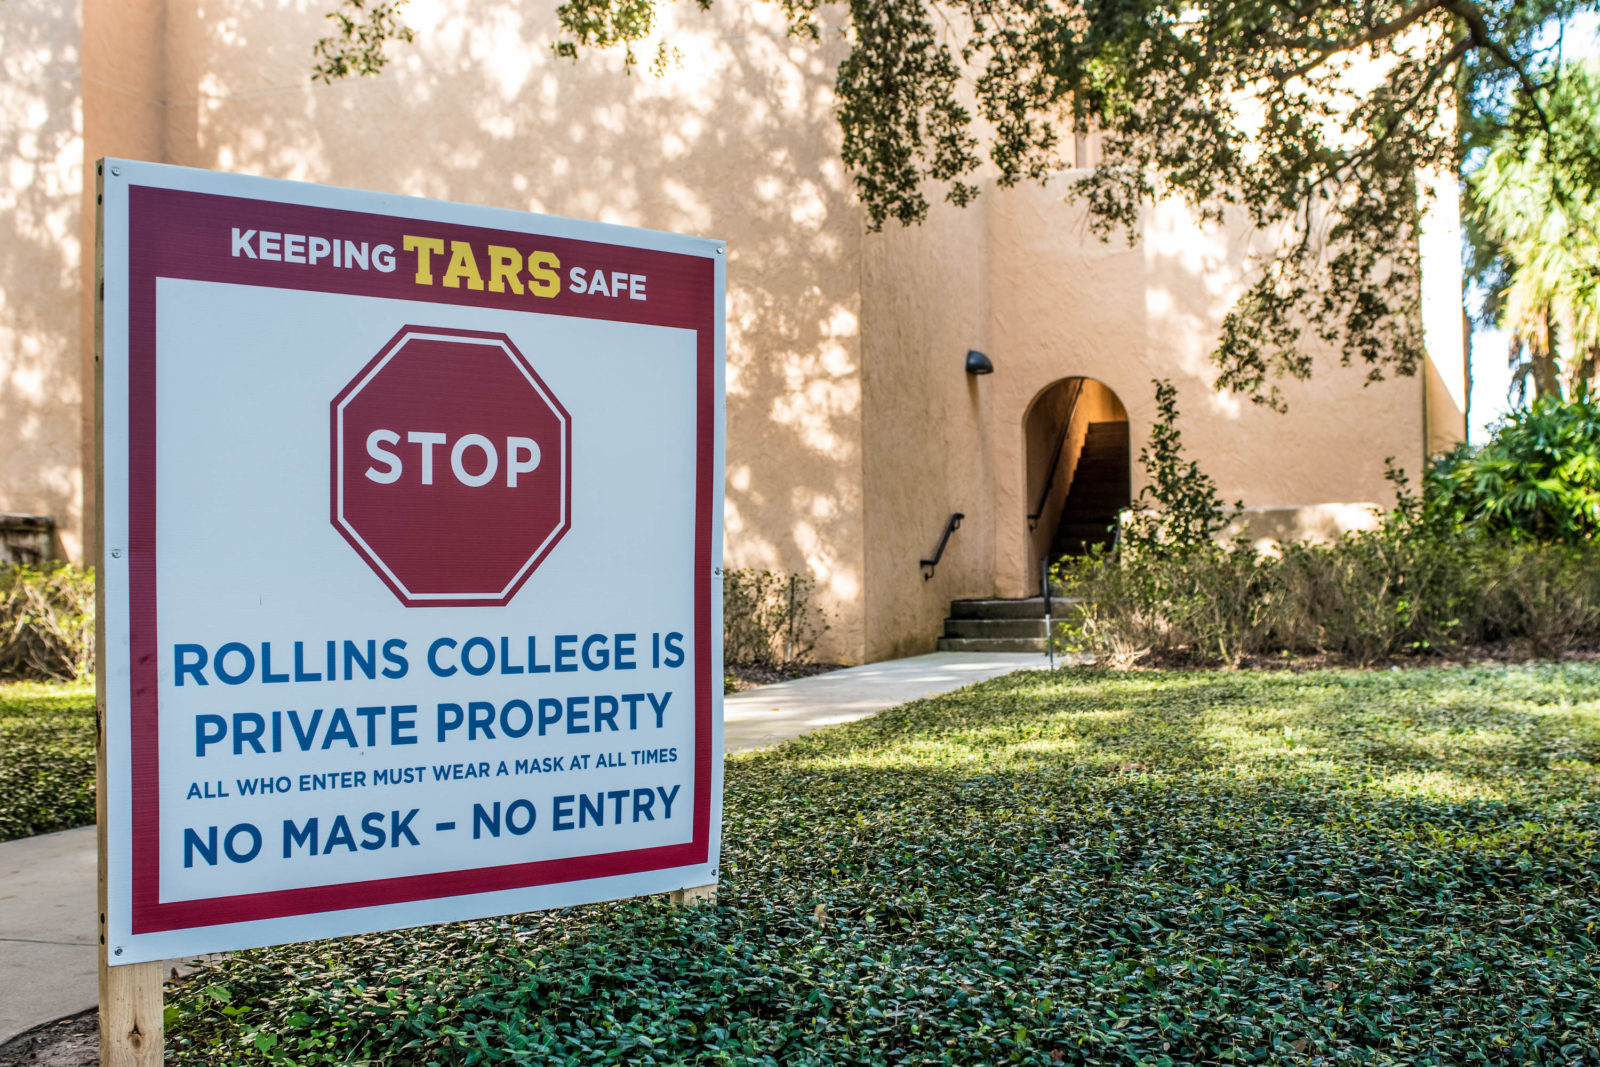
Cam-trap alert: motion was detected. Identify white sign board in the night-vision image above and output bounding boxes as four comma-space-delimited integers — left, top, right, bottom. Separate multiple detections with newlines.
98, 160, 724, 963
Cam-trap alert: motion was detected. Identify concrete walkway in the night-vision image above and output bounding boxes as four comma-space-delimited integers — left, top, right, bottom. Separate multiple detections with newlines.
0, 824, 99, 1043
0, 651, 1043, 1043
723, 650, 1045, 752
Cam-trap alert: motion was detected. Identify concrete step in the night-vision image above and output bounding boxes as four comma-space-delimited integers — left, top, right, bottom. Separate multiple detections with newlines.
943, 617, 1046, 639
949, 594, 1076, 619
936, 636, 1047, 653
950, 596, 1047, 619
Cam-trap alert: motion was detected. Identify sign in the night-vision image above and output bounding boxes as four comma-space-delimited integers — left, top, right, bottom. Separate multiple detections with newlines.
97, 160, 725, 963
332, 327, 572, 605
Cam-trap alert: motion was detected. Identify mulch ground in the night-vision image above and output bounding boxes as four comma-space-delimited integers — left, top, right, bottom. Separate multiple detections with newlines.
724, 661, 846, 691
0, 1010, 98, 1067
1131, 643, 1600, 672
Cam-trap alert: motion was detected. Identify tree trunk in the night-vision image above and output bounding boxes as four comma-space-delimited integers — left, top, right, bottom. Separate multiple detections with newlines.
1568, 346, 1598, 396
1528, 308, 1564, 400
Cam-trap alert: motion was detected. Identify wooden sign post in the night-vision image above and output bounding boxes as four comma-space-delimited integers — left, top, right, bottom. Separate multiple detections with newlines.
93, 158, 724, 1065
95, 159, 164, 1066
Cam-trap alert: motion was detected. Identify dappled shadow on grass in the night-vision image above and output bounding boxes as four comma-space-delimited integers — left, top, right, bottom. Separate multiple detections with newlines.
166, 667, 1600, 1066
769, 666, 1600, 807
0, 681, 95, 840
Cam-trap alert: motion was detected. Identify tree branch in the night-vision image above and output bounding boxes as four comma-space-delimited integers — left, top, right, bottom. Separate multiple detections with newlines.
1438, 0, 1553, 134
1278, 0, 1447, 80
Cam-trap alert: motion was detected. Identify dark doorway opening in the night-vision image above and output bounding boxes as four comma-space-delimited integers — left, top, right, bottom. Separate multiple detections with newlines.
1023, 378, 1130, 586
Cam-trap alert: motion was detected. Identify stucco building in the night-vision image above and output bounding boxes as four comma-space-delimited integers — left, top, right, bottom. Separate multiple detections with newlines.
0, 0, 1465, 663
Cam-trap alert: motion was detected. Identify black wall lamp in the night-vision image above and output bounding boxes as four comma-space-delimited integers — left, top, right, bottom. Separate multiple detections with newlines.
965, 349, 994, 375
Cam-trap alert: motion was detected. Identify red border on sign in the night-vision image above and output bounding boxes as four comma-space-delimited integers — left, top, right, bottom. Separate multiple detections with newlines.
125, 185, 717, 933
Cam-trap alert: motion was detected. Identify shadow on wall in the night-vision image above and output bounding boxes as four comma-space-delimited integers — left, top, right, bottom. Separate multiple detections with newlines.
1131, 196, 1428, 502
0, 0, 84, 558
987, 178, 1427, 560
158, 3, 867, 658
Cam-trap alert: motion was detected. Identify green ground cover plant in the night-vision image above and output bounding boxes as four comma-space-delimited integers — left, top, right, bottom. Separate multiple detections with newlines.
0, 680, 95, 841
168, 666, 1599, 1065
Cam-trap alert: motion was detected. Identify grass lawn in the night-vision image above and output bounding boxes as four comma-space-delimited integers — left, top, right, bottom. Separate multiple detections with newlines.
159, 667, 1600, 1062
0, 679, 94, 841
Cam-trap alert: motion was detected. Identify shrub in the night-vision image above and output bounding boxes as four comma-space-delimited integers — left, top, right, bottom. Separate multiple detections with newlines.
1427, 391, 1600, 542
722, 569, 827, 667
0, 563, 95, 681
1476, 541, 1600, 655
1056, 443, 1600, 667
1121, 379, 1241, 554
1055, 524, 1600, 666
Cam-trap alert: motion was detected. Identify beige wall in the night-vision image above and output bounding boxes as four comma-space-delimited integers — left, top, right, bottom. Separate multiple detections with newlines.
115, 0, 873, 661
860, 174, 1450, 657
1221, 504, 1384, 552
1, 0, 84, 560
80, 0, 166, 565
3, 4, 1465, 661
859, 188, 992, 661
1419, 167, 1468, 453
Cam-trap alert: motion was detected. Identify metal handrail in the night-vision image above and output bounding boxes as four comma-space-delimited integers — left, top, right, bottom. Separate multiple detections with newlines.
1041, 555, 1055, 670
920, 513, 964, 580
1026, 379, 1086, 529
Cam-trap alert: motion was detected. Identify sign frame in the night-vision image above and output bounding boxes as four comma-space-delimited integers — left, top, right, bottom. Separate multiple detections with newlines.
95, 158, 726, 972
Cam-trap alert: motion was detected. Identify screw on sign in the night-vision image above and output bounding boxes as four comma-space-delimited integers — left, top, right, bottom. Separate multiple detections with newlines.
332, 326, 571, 606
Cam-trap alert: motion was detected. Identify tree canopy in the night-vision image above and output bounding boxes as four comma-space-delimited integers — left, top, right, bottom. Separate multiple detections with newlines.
316, 0, 1600, 410
1468, 58, 1600, 401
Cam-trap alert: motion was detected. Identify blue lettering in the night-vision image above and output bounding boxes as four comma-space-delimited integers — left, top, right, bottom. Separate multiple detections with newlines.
174, 644, 209, 686
260, 642, 289, 684
614, 633, 637, 670
214, 642, 254, 685
391, 704, 418, 745
184, 826, 217, 867
499, 636, 525, 674
381, 638, 408, 679
428, 637, 457, 677
437, 702, 464, 740
195, 714, 226, 756
344, 640, 376, 681
292, 640, 321, 683
461, 636, 494, 676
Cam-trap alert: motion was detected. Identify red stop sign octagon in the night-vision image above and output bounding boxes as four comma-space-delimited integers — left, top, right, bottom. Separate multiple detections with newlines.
331, 326, 571, 606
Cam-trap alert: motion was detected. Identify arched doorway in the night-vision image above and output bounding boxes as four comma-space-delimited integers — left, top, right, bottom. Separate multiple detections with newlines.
1022, 377, 1130, 587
